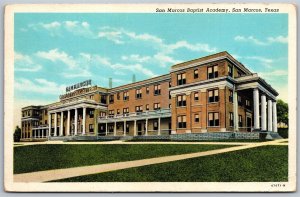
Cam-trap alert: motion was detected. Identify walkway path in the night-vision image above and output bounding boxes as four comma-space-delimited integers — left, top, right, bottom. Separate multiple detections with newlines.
14, 139, 288, 146
14, 139, 287, 182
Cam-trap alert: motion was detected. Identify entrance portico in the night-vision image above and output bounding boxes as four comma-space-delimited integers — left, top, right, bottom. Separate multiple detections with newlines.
48, 98, 106, 137
236, 74, 278, 132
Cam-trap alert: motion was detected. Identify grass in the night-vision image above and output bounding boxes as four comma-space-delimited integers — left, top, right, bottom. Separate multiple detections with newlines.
56, 145, 288, 182
127, 139, 268, 142
14, 144, 233, 174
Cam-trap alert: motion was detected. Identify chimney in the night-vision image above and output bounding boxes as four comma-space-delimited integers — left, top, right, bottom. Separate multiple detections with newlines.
109, 78, 112, 88
132, 74, 136, 83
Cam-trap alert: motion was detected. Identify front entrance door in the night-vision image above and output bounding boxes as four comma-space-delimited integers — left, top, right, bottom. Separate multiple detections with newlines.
138, 123, 142, 135
247, 117, 252, 132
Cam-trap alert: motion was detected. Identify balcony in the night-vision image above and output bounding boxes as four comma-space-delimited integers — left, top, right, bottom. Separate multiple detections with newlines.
98, 108, 171, 123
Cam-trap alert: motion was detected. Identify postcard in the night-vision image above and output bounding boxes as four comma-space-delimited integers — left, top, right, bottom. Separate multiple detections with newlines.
4, 3, 296, 192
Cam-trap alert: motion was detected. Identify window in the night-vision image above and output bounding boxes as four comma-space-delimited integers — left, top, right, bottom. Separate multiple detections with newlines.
123, 91, 129, 101
246, 99, 251, 107
229, 112, 234, 127
101, 95, 107, 104
229, 90, 233, 102
177, 115, 187, 128
177, 95, 186, 107
177, 73, 186, 85
238, 95, 242, 106
208, 112, 219, 127
228, 64, 233, 77
109, 95, 114, 104
239, 115, 243, 127
100, 112, 106, 117
154, 103, 161, 110
169, 104, 171, 108
208, 89, 219, 103
194, 69, 199, 79
194, 114, 200, 123
108, 125, 114, 133
109, 110, 114, 117
154, 84, 161, 95
238, 71, 242, 77
117, 93, 120, 100
90, 95, 94, 100
146, 87, 150, 94
154, 121, 158, 130
89, 110, 94, 118
194, 92, 199, 101
89, 124, 94, 132
123, 108, 129, 115
136, 89, 142, 99
169, 82, 171, 88
208, 65, 218, 79
146, 104, 149, 111
135, 106, 143, 113
117, 109, 120, 114
45, 120, 47, 124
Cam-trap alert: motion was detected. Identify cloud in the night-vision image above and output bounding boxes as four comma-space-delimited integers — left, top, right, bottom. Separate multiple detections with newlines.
234, 35, 288, 46
153, 53, 181, 67
28, 21, 96, 38
98, 31, 124, 44
63, 21, 96, 38
121, 54, 151, 63
167, 40, 217, 53
36, 49, 91, 78
36, 48, 77, 68
267, 35, 288, 44
42, 21, 61, 30
244, 56, 273, 68
259, 70, 288, 78
99, 27, 216, 52
15, 78, 66, 95
92, 55, 157, 77
14, 52, 42, 72
234, 35, 268, 46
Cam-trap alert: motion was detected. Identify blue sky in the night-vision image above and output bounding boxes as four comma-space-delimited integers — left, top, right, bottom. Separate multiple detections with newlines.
14, 13, 288, 126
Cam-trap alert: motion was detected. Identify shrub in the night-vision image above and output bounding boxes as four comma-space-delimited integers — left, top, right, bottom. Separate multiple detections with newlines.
278, 128, 288, 139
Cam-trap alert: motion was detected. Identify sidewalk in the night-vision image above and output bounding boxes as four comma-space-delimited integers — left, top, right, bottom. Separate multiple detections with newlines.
14, 139, 286, 182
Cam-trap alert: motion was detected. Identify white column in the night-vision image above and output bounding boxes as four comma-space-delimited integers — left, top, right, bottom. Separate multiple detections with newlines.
67, 110, 70, 136
158, 117, 161, 135
74, 108, 78, 135
82, 107, 86, 135
253, 88, 260, 130
54, 113, 57, 136
273, 101, 278, 132
268, 100, 273, 131
145, 119, 148, 136
48, 113, 51, 136
261, 94, 267, 131
60, 111, 64, 136
105, 123, 108, 136
134, 120, 137, 136
233, 90, 239, 132
114, 122, 117, 136
123, 121, 126, 136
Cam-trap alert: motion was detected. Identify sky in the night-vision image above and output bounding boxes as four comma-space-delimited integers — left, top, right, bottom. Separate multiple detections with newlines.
14, 13, 288, 127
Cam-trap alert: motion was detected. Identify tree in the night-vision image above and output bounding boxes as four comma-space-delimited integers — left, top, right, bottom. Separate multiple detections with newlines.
14, 126, 21, 142
277, 99, 288, 126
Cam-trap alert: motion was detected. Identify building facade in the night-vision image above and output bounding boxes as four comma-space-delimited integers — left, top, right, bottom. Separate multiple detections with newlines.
21, 51, 279, 140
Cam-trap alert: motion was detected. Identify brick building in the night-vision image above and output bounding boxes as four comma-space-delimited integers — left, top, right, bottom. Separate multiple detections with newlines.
21, 51, 279, 140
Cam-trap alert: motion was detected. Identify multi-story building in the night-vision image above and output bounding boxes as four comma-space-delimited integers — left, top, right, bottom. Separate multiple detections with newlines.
20, 51, 279, 140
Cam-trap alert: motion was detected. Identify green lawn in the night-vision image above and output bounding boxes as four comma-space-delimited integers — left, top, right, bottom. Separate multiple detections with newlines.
56, 145, 288, 182
14, 144, 232, 174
